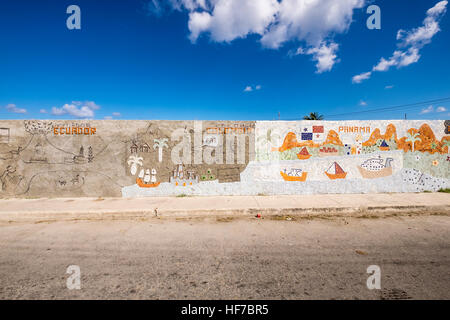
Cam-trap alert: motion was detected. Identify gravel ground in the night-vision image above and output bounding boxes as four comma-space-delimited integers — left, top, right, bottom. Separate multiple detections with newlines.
0, 215, 449, 299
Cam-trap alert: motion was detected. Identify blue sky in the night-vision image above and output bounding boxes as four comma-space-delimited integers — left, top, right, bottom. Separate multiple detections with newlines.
0, 0, 449, 121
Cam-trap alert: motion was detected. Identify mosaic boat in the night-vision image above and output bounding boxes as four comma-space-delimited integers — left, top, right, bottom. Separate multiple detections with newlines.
325, 162, 347, 180
297, 147, 312, 160
136, 178, 161, 188
357, 156, 393, 179
280, 169, 308, 182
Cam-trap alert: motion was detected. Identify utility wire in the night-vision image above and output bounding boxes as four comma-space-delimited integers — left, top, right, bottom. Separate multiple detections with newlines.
326, 97, 450, 118
281, 97, 450, 120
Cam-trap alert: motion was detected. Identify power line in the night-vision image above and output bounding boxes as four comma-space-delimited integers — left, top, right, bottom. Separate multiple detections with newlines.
282, 96, 450, 120
325, 97, 450, 118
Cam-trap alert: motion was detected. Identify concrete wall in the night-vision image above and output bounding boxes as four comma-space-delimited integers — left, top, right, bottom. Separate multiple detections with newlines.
0, 120, 449, 198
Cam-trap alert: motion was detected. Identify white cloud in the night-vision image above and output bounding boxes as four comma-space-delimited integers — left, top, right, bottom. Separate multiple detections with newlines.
373, 48, 421, 72
399, 1, 447, 47
359, 100, 367, 106
5, 104, 27, 114
353, 1, 447, 83
50, 107, 65, 116
73, 100, 100, 110
305, 42, 339, 73
150, 0, 365, 73
51, 101, 100, 118
385, 85, 394, 89
420, 105, 434, 114
268, 0, 362, 47
244, 85, 262, 92
104, 112, 121, 119
188, 11, 213, 42
419, 105, 448, 115
146, 0, 208, 16
261, 0, 364, 48
188, 0, 279, 43
288, 47, 305, 57
39, 109, 47, 113
146, 0, 166, 16
373, 57, 397, 72
401, 19, 440, 47
352, 71, 372, 84
428, 0, 448, 15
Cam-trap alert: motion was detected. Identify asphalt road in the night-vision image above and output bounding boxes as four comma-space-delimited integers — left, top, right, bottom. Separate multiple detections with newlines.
0, 215, 449, 299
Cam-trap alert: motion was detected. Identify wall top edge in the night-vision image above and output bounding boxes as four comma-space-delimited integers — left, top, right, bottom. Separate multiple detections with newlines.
0, 119, 448, 122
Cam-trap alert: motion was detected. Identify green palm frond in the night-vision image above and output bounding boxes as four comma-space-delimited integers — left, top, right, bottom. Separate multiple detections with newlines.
303, 112, 324, 120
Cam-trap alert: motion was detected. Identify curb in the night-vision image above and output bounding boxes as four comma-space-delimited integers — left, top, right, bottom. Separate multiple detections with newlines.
0, 205, 448, 223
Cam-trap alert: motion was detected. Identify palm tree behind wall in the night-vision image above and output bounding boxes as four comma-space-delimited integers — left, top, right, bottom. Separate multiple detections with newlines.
303, 112, 324, 120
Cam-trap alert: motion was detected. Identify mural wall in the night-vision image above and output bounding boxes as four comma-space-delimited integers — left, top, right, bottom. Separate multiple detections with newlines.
0, 120, 448, 198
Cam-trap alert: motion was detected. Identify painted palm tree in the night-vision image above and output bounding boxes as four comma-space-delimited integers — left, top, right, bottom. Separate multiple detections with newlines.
257, 128, 280, 153
127, 155, 143, 175
153, 138, 169, 162
405, 132, 421, 152
443, 139, 450, 154
303, 112, 324, 120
